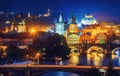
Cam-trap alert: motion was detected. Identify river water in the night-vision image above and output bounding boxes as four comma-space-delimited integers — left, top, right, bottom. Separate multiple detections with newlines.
41, 54, 120, 76
42, 71, 80, 76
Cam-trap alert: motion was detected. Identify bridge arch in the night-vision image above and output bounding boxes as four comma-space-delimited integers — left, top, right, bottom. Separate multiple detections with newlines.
87, 46, 104, 66
112, 47, 120, 55
69, 46, 79, 53
0, 46, 7, 51
112, 47, 120, 59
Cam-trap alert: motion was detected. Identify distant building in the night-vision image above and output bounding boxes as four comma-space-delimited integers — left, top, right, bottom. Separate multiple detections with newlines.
0, 38, 33, 45
0, 9, 54, 34
2, 18, 27, 33
55, 13, 119, 47
81, 15, 97, 25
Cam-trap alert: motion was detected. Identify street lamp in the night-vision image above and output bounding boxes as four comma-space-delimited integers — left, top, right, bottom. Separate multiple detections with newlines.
30, 29, 36, 35
25, 48, 29, 67
36, 53, 40, 65
26, 54, 29, 67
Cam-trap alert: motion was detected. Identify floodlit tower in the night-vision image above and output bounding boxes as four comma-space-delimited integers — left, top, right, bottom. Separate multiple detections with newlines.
68, 15, 78, 33
55, 12, 65, 35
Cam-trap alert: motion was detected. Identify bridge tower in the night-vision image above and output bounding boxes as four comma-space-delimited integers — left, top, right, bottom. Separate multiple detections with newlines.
55, 12, 65, 35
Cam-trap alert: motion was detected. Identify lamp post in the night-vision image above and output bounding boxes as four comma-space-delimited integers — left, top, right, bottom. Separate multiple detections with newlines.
26, 54, 29, 67
25, 48, 29, 67
25, 48, 30, 76
36, 53, 40, 65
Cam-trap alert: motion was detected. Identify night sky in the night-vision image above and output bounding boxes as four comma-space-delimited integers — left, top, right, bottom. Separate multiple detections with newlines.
0, 0, 120, 23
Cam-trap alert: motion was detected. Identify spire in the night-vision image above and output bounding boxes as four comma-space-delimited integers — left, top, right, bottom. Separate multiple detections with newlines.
71, 15, 76, 24
48, 9, 50, 16
28, 12, 31, 18
59, 12, 64, 23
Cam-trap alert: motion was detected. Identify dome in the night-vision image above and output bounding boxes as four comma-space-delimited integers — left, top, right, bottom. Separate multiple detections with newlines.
81, 15, 97, 25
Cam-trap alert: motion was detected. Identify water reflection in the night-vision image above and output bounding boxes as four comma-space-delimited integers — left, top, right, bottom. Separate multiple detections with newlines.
112, 47, 120, 66
69, 52, 80, 65
87, 46, 104, 66
40, 47, 120, 67
42, 71, 80, 76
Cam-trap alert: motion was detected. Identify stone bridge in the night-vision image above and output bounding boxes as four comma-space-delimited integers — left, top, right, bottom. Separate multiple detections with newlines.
0, 65, 120, 76
70, 44, 120, 54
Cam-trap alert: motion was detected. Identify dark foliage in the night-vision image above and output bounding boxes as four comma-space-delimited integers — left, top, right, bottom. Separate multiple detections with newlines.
6, 44, 26, 63
44, 33, 70, 60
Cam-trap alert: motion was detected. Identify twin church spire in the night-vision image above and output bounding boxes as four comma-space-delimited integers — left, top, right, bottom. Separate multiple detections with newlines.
71, 15, 76, 24
55, 12, 77, 35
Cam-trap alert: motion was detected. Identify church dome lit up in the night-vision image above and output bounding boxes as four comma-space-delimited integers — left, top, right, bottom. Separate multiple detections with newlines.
81, 15, 97, 25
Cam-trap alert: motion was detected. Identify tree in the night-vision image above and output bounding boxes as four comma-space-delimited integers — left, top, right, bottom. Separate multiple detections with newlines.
6, 44, 26, 63
44, 34, 70, 60
28, 35, 44, 57
0, 48, 4, 58
0, 48, 5, 64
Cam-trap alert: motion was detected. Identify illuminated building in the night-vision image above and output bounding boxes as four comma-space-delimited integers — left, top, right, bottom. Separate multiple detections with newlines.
17, 20, 26, 32
55, 14, 111, 45
66, 15, 79, 45
67, 34, 79, 45
100, 22, 120, 37
68, 15, 78, 33
80, 26, 108, 44
4, 20, 27, 33
79, 32, 92, 44
0, 10, 54, 33
95, 33, 107, 44
55, 12, 65, 35
81, 15, 97, 25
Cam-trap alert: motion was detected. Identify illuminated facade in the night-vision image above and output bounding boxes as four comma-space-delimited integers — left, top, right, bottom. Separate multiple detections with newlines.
3, 20, 27, 33
79, 32, 92, 44
81, 15, 97, 25
55, 14, 115, 46
67, 15, 79, 45
80, 26, 108, 44
67, 34, 79, 45
55, 13, 65, 35
68, 15, 79, 33
100, 22, 120, 37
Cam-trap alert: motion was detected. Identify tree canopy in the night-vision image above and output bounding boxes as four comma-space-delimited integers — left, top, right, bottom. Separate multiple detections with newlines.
44, 34, 70, 60
6, 44, 26, 63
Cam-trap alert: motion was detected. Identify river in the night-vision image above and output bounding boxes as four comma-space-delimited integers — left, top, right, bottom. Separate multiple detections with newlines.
42, 71, 80, 76
41, 54, 120, 76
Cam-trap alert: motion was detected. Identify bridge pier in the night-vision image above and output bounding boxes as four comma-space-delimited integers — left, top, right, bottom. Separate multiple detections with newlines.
1, 72, 12, 76
25, 69, 30, 76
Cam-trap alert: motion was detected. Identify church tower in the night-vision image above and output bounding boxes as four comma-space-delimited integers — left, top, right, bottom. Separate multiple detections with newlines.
67, 15, 79, 45
68, 15, 78, 33
55, 12, 65, 35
